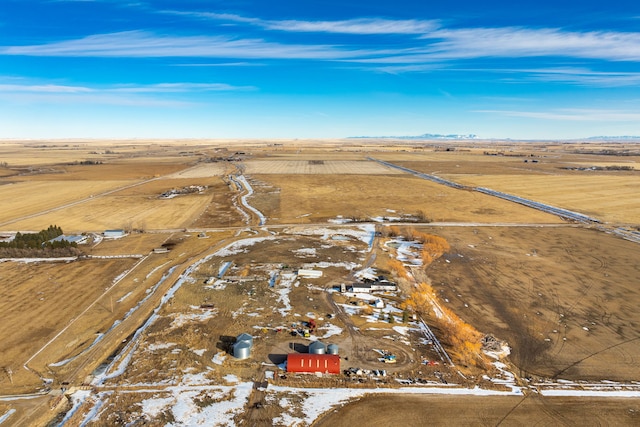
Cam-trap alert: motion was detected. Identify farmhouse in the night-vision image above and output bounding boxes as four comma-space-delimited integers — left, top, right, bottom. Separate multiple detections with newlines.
286, 354, 340, 374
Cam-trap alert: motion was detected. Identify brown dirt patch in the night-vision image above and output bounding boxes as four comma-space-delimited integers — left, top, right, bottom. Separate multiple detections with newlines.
314, 394, 640, 426
422, 225, 640, 381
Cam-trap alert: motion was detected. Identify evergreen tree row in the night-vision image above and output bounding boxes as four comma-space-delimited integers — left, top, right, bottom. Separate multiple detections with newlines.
0, 225, 73, 249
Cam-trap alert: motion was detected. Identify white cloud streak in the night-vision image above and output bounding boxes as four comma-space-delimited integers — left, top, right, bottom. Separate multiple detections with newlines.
0, 84, 92, 93
0, 81, 254, 93
420, 27, 640, 62
0, 30, 393, 59
521, 67, 640, 87
263, 17, 439, 35
0, 81, 255, 107
163, 11, 439, 35
2, 23, 640, 73
477, 108, 640, 122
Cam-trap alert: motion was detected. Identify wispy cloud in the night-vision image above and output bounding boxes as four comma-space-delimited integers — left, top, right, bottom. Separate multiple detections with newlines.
0, 80, 254, 107
172, 62, 265, 67
421, 27, 640, 62
477, 108, 640, 121
0, 81, 254, 93
0, 30, 391, 59
0, 83, 92, 93
262, 17, 440, 35
109, 82, 256, 92
0, 91, 192, 108
3, 24, 640, 73
163, 10, 439, 35
520, 67, 640, 87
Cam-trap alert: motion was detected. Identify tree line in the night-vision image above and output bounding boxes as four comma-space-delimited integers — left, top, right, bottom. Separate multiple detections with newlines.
381, 225, 488, 368
0, 225, 82, 258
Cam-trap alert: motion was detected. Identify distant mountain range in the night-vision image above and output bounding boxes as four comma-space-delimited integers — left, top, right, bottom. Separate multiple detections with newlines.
349, 133, 478, 140
585, 136, 640, 141
348, 134, 640, 141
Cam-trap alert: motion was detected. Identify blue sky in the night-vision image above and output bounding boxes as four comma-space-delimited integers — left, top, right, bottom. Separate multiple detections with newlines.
1, 0, 640, 139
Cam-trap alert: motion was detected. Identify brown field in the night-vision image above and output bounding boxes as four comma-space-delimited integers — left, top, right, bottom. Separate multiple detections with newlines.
0, 257, 137, 392
0, 230, 234, 394
243, 159, 404, 175
248, 174, 562, 224
424, 225, 640, 381
372, 148, 640, 224
315, 394, 640, 426
449, 174, 640, 224
164, 162, 232, 178
1, 139, 639, 426
0, 180, 130, 227
6, 183, 215, 232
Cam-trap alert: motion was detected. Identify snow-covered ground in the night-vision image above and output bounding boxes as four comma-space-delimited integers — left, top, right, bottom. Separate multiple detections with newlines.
0, 409, 16, 424
235, 175, 267, 226
213, 236, 276, 257
285, 224, 375, 248
275, 273, 298, 316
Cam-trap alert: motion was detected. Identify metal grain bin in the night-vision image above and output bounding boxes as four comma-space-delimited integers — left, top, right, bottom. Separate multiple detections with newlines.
327, 344, 339, 355
233, 340, 251, 360
236, 333, 253, 346
309, 341, 326, 355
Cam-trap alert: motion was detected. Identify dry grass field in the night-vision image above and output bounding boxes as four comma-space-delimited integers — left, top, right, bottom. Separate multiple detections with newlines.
1, 139, 639, 426
449, 174, 640, 224
6, 182, 215, 232
424, 225, 640, 381
243, 159, 403, 175
0, 257, 137, 392
165, 162, 232, 178
248, 174, 562, 224
0, 180, 129, 227
372, 147, 639, 224
316, 394, 640, 426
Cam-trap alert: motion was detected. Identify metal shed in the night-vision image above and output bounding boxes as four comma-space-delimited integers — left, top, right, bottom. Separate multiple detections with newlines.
286, 354, 340, 374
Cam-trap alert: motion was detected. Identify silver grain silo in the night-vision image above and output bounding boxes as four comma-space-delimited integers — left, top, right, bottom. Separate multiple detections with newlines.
236, 333, 253, 346
233, 340, 252, 360
308, 341, 326, 355
327, 344, 339, 355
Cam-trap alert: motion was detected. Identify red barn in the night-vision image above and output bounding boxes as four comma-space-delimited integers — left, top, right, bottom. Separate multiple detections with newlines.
286, 354, 340, 374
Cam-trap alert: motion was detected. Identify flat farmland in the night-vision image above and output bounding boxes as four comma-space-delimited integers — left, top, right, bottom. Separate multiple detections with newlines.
424, 225, 640, 381
1, 140, 639, 426
6, 187, 213, 232
316, 394, 640, 426
0, 258, 136, 392
21, 162, 190, 180
373, 148, 639, 176
0, 230, 233, 396
0, 143, 116, 167
248, 174, 562, 224
87, 233, 170, 256
2, 168, 228, 231
164, 162, 231, 178
447, 174, 640, 224
243, 159, 404, 175
0, 180, 130, 227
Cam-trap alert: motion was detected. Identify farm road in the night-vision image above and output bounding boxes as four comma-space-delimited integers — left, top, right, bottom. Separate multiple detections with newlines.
368, 157, 601, 225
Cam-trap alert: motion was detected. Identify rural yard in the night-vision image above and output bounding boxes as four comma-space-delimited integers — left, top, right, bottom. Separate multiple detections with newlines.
0, 139, 639, 426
